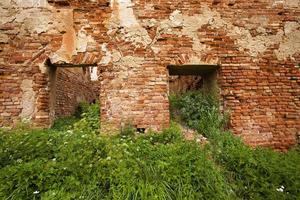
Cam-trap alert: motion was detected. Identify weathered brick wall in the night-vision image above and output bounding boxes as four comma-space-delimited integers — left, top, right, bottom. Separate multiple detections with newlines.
0, 0, 101, 127
100, 0, 300, 150
54, 68, 97, 117
0, 0, 299, 150
169, 76, 203, 94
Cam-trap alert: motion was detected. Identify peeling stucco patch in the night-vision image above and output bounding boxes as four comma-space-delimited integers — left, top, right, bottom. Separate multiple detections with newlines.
284, 22, 299, 35
15, 9, 60, 34
99, 43, 112, 65
284, 0, 300, 8
50, 11, 96, 64
155, 9, 212, 58
49, 9, 76, 63
12, 5, 73, 35
169, 10, 184, 28
115, 55, 144, 70
20, 79, 36, 119
276, 29, 300, 60
0, 7, 17, 24
151, 46, 160, 54
0, 33, 9, 43
156, 7, 298, 59
15, 0, 49, 8
232, 29, 284, 57
108, 0, 152, 48
76, 28, 96, 53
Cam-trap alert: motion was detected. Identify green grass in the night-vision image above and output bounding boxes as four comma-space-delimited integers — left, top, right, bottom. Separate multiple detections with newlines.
0, 97, 299, 200
0, 123, 232, 199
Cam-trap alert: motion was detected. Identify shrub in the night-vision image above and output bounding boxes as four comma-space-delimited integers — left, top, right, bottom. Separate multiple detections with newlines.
51, 117, 79, 131
73, 102, 100, 134
170, 90, 300, 199
169, 90, 228, 137
74, 102, 90, 118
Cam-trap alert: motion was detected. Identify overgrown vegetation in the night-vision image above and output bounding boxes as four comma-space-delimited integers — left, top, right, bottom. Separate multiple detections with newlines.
169, 91, 228, 137
0, 94, 299, 199
170, 90, 300, 200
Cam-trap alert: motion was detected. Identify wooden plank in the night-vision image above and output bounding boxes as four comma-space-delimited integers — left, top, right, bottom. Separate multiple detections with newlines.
168, 64, 219, 75
46, 59, 97, 68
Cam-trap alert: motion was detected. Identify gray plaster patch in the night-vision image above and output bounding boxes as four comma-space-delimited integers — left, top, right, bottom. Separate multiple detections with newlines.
20, 79, 36, 120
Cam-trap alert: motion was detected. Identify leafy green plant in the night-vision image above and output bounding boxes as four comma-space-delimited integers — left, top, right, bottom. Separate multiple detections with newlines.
74, 102, 90, 118
120, 123, 136, 138
169, 90, 228, 137
73, 102, 100, 134
51, 117, 79, 131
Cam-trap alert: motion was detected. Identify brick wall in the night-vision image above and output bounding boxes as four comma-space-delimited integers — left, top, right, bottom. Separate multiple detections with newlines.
100, 0, 299, 150
0, 0, 299, 150
0, 0, 100, 127
54, 67, 97, 117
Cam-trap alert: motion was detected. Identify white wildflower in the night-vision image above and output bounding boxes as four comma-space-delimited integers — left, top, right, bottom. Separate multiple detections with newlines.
276, 185, 285, 192
33, 191, 39, 194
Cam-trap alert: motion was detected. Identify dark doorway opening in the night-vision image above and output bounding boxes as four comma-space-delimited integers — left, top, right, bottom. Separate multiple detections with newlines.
46, 59, 99, 123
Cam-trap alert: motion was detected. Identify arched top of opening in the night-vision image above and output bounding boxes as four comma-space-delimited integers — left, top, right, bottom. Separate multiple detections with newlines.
168, 64, 220, 76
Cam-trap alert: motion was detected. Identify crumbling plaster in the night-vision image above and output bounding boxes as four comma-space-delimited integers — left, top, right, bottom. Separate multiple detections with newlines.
0, 0, 99, 127
20, 79, 36, 120
156, 7, 299, 60
97, 0, 300, 149
103, 2, 299, 68
0, 0, 98, 64
1, 0, 299, 149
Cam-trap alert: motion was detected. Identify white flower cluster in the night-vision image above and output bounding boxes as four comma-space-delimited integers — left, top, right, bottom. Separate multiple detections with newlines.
276, 185, 285, 192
